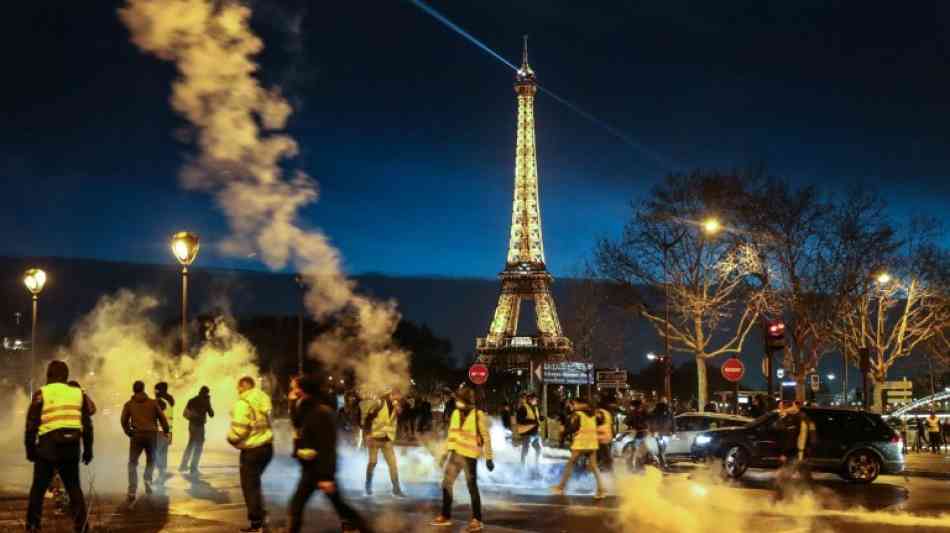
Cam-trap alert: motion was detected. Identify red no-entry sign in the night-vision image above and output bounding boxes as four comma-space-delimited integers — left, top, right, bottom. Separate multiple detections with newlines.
721, 358, 745, 383
468, 363, 489, 385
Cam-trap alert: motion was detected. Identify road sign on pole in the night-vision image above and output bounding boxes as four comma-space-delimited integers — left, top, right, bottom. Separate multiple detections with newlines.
596, 370, 628, 388
468, 363, 489, 385
721, 358, 745, 383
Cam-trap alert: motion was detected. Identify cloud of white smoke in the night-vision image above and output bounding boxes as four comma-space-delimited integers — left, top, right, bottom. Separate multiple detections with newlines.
119, 0, 409, 395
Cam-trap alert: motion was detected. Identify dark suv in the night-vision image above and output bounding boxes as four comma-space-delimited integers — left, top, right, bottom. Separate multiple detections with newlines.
690, 407, 904, 483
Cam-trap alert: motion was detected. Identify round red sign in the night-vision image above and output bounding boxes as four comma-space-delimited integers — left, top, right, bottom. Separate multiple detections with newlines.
468, 363, 489, 385
721, 358, 745, 383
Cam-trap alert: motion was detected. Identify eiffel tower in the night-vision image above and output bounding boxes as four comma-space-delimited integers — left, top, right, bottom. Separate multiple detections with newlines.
476, 39, 572, 376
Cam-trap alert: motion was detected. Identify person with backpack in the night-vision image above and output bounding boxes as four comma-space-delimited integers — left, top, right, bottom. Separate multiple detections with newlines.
179, 385, 214, 476
153, 382, 175, 486
516, 393, 544, 468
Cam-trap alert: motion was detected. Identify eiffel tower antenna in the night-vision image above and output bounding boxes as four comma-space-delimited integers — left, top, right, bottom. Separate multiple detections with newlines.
476, 40, 572, 387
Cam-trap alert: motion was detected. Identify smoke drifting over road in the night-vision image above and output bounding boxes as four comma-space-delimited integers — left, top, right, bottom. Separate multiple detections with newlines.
119, 0, 409, 393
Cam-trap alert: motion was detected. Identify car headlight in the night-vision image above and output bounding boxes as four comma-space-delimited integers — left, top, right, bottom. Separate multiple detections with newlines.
695, 435, 712, 446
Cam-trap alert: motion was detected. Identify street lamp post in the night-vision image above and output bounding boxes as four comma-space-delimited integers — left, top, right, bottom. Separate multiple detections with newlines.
171, 232, 200, 355
295, 274, 306, 375
23, 268, 47, 397
657, 216, 721, 404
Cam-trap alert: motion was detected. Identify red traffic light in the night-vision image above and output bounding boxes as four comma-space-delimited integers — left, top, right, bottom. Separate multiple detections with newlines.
767, 322, 785, 336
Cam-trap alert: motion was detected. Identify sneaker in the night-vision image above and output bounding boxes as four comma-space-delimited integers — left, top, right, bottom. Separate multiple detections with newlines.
391, 489, 407, 498
430, 515, 452, 527
551, 485, 564, 495
364, 485, 373, 496
467, 519, 484, 532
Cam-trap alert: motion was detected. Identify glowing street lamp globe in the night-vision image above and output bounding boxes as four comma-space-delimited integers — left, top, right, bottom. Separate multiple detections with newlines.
876, 272, 892, 285
171, 232, 200, 266
23, 268, 47, 295
702, 217, 722, 236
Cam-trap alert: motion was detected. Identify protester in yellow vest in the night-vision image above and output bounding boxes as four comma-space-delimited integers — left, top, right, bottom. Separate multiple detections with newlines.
595, 396, 615, 472
431, 387, 493, 532
553, 399, 605, 499
362, 389, 405, 497
24, 360, 94, 533
516, 393, 544, 468
228, 376, 273, 533
154, 381, 175, 486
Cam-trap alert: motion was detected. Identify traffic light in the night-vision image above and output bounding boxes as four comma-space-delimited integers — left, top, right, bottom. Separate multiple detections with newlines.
765, 320, 785, 351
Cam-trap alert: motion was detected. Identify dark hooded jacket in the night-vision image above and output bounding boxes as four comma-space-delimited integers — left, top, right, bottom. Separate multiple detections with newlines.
184, 390, 215, 425
121, 392, 169, 435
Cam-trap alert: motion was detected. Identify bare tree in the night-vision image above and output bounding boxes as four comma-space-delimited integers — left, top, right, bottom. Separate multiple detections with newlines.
562, 265, 625, 369
596, 172, 766, 409
738, 182, 898, 399
833, 222, 950, 409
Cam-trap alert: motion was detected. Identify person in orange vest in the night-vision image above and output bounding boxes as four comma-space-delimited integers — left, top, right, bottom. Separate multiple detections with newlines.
516, 393, 544, 468
362, 389, 406, 497
552, 398, 605, 499
25, 360, 95, 533
431, 387, 493, 532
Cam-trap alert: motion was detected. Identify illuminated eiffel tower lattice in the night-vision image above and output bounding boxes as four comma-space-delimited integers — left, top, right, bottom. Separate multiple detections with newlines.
475, 39, 573, 373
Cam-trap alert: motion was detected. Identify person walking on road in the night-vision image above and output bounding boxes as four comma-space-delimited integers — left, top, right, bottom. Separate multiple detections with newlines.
179, 385, 214, 476
228, 376, 274, 533
154, 382, 175, 486
121, 380, 170, 501
927, 411, 941, 454
915, 416, 928, 452
553, 398, 605, 499
25, 361, 95, 533
516, 393, 543, 468
595, 397, 614, 472
431, 387, 493, 532
362, 389, 406, 497
288, 375, 374, 533
775, 401, 813, 496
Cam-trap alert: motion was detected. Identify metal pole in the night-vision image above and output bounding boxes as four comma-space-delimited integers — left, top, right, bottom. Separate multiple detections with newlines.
298, 312, 304, 375
30, 295, 37, 398
842, 348, 848, 404
181, 266, 188, 354
663, 247, 672, 402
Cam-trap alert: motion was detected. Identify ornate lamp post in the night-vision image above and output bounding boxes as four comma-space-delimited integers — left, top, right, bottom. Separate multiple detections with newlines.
23, 268, 47, 397
170, 232, 199, 354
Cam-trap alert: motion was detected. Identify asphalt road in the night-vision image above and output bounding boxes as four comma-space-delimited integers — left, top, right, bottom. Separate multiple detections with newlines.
2, 449, 949, 533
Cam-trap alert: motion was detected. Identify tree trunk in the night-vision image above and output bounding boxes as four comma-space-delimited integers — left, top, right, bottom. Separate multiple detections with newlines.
696, 356, 708, 412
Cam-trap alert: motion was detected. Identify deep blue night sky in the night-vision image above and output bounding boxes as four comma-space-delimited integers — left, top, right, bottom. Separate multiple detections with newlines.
2, 1, 949, 277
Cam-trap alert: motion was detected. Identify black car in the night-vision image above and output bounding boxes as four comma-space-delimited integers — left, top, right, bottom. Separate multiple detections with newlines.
691, 407, 904, 483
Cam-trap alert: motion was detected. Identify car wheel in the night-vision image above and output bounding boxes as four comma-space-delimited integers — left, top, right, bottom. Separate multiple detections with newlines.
722, 445, 749, 479
844, 450, 881, 484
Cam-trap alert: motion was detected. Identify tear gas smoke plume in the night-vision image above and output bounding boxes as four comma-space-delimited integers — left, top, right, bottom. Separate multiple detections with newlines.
119, 0, 409, 394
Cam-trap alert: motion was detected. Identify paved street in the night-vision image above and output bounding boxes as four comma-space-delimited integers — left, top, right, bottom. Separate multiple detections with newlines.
3, 443, 950, 533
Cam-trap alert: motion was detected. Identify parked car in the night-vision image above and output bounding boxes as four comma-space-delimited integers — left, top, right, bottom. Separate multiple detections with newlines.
691, 407, 904, 483
612, 411, 752, 465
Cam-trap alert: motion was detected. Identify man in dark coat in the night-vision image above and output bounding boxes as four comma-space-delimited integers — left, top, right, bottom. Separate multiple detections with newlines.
179, 385, 214, 475
288, 375, 373, 533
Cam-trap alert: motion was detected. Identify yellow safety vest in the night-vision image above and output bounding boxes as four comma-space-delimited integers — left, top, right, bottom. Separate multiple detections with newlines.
39, 383, 83, 437
516, 402, 540, 435
228, 389, 273, 449
371, 401, 397, 441
160, 399, 174, 434
571, 411, 598, 451
596, 408, 613, 444
447, 409, 484, 459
